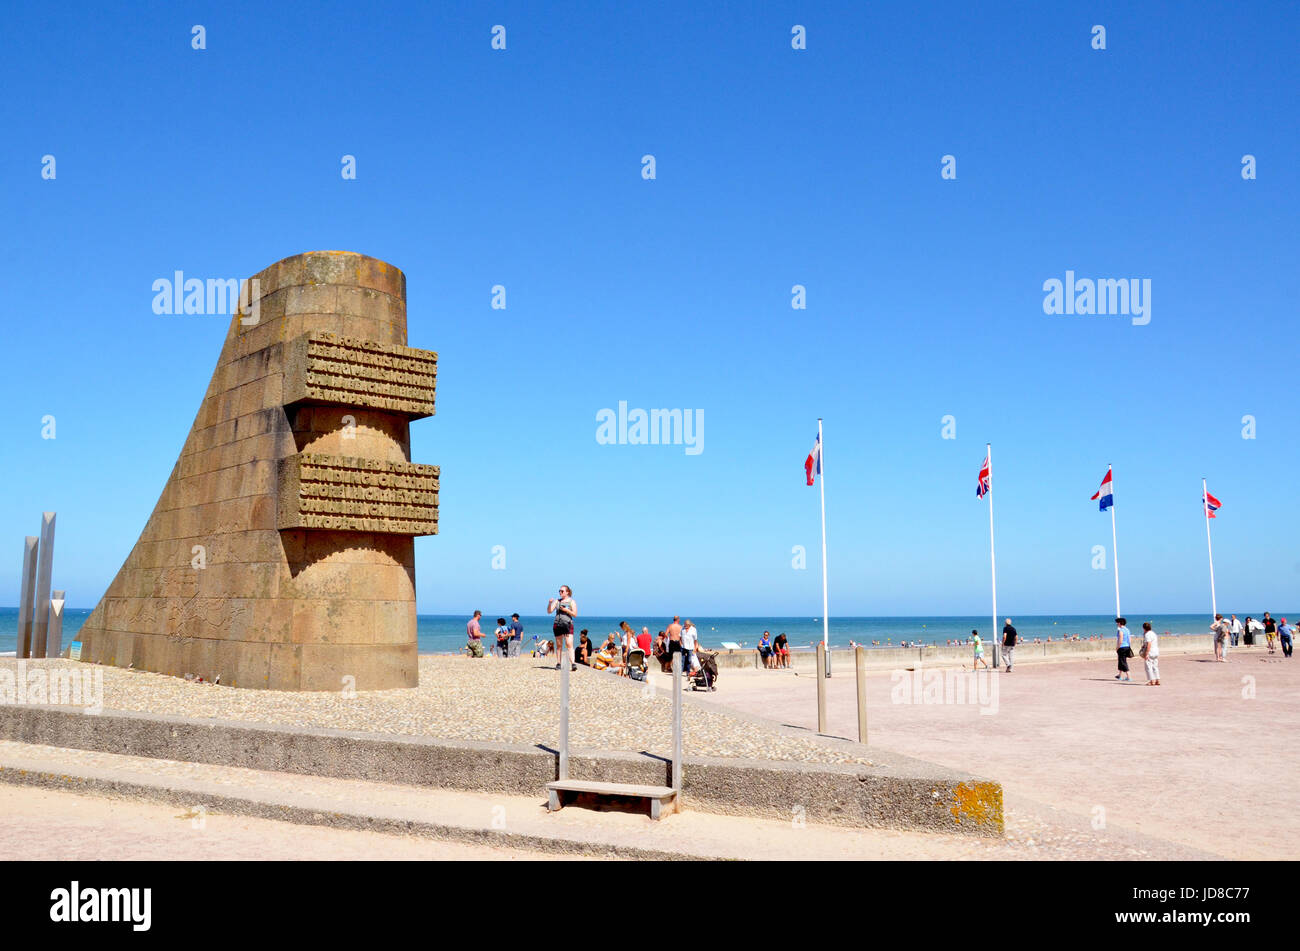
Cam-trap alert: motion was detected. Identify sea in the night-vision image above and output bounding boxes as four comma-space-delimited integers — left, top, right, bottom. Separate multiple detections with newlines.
2, 608, 1285, 656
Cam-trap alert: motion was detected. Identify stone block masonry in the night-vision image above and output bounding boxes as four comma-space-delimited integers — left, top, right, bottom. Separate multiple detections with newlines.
74, 252, 438, 690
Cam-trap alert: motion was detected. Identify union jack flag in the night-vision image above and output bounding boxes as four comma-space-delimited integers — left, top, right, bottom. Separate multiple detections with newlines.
1204, 489, 1222, 518
976, 454, 990, 499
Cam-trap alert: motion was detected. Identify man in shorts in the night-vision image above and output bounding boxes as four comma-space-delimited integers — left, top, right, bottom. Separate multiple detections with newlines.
466, 610, 486, 658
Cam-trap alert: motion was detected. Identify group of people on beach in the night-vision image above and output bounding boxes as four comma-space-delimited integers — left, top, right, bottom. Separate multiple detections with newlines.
539, 588, 714, 684
464, 610, 524, 658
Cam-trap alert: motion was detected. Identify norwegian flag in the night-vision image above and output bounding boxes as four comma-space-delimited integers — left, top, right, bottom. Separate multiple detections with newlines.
804, 433, 822, 486
976, 454, 990, 499
1204, 489, 1222, 518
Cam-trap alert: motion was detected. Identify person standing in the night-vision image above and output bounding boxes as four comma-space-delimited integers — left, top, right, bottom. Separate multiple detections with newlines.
972, 629, 989, 669
493, 617, 510, 658
637, 626, 652, 655
1001, 618, 1018, 672
548, 585, 577, 671
1263, 613, 1277, 654
666, 616, 683, 669
1229, 614, 1242, 648
507, 613, 524, 658
1210, 614, 1231, 663
1140, 621, 1160, 686
466, 610, 486, 658
1243, 616, 1256, 647
1115, 617, 1133, 681
681, 619, 701, 678
1279, 618, 1293, 659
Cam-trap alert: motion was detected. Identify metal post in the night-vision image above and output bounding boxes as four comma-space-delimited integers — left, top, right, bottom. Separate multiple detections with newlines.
31, 513, 56, 658
671, 652, 682, 794
816, 641, 828, 733
16, 536, 38, 659
48, 590, 66, 659
855, 646, 868, 744
559, 651, 570, 781
992, 639, 1001, 669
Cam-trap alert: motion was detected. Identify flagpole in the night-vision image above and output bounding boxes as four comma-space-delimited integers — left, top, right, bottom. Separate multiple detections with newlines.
987, 442, 997, 651
1203, 478, 1217, 618
818, 418, 829, 678
1109, 464, 1121, 619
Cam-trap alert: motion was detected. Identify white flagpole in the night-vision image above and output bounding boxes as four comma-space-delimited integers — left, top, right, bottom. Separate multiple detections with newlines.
987, 442, 997, 649
818, 418, 829, 678
1203, 478, 1217, 618
1109, 464, 1121, 619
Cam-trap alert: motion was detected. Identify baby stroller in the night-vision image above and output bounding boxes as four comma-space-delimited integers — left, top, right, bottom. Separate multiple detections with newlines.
691, 650, 719, 691
627, 648, 649, 681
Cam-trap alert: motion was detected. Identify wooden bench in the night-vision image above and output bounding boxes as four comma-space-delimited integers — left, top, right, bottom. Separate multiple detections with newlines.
546, 779, 679, 820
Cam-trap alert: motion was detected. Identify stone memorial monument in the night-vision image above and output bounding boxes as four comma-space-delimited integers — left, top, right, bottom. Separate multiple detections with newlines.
75, 251, 438, 690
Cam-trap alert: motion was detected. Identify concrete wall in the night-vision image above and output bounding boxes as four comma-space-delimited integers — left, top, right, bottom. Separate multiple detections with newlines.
0, 703, 1003, 836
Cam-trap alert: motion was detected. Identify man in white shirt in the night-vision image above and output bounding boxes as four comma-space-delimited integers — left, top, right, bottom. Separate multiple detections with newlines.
680, 620, 700, 677
1228, 614, 1242, 650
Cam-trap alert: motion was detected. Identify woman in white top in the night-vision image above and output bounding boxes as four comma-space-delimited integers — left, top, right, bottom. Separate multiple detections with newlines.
1140, 621, 1160, 686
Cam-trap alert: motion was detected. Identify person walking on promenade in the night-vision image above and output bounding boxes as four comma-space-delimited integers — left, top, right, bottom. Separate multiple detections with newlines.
1229, 614, 1242, 648
1002, 618, 1018, 672
1263, 613, 1277, 654
466, 610, 486, 658
1140, 621, 1160, 686
1279, 618, 1293, 659
548, 585, 578, 671
972, 629, 989, 669
1211, 614, 1231, 663
507, 613, 524, 658
1115, 617, 1133, 681
1243, 616, 1256, 647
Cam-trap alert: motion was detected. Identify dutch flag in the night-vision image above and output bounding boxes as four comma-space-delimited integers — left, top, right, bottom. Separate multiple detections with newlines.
805, 433, 822, 486
1091, 469, 1114, 511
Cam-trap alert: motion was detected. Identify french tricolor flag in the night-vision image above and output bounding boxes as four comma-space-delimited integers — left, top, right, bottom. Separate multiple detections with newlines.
1091, 469, 1114, 511
804, 433, 822, 486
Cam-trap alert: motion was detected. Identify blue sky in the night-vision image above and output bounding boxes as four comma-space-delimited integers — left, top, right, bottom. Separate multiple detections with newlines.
2, 1, 1297, 617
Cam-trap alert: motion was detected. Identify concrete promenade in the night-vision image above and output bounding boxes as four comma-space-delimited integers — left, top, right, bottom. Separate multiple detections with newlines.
699, 642, 1299, 859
